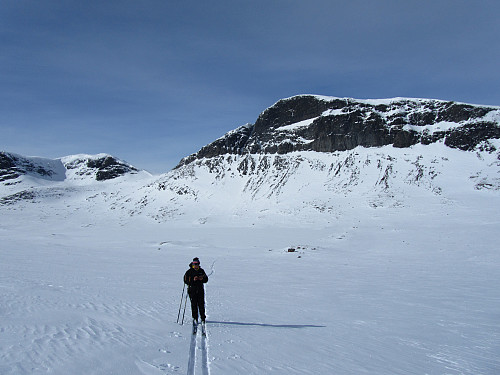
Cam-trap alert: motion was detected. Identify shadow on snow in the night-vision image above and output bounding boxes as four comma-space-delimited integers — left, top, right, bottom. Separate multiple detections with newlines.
206, 320, 325, 328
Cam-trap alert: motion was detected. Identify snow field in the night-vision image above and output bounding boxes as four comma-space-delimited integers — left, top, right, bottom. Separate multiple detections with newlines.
1, 190, 499, 374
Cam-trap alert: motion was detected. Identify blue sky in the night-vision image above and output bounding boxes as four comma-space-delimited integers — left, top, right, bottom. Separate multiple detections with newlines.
1, 1, 499, 174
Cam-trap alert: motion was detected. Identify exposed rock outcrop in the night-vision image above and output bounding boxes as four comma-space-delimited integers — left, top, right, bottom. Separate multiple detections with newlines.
177, 96, 500, 167
63, 155, 139, 181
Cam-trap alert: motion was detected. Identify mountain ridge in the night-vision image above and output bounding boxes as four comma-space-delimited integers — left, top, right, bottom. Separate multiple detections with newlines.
1, 95, 499, 224
0, 152, 144, 184
177, 95, 499, 167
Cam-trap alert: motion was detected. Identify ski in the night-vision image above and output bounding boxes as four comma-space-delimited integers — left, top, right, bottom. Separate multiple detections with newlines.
192, 320, 198, 335
201, 321, 206, 336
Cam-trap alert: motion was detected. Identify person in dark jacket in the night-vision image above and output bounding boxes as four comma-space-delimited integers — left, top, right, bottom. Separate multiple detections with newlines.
183, 257, 208, 324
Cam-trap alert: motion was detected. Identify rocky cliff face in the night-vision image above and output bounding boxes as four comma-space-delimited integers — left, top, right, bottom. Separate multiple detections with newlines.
177, 95, 500, 167
0, 152, 66, 183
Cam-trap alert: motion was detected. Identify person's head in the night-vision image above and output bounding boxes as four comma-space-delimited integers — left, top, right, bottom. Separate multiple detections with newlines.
192, 257, 200, 269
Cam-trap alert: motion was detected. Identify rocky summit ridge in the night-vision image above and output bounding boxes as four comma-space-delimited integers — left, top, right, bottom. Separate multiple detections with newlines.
178, 95, 500, 167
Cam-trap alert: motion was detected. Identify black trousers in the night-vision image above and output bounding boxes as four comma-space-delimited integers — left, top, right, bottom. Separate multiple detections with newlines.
188, 288, 206, 321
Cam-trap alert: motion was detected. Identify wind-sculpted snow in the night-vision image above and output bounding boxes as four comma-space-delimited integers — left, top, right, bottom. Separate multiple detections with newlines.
1, 204, 499, 374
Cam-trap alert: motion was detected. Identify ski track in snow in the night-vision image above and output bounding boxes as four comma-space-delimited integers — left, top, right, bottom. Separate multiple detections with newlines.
1, 163, 500, 375
201, 335, 209, 375
187, 332, 196, 375
186, 325, 210, 375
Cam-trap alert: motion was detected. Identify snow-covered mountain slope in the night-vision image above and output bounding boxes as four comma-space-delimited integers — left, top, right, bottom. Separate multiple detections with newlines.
119, 142, 498, 225
1, 96, 499, 225
0, 152, 143, 185
1, 96, 499, 375
122, 95, 495, 223
0, 152, 67, 182
60, 154, 143, 182
0, 152, 150, 207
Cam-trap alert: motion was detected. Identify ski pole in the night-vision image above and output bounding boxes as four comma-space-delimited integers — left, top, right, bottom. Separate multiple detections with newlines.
181, 290, 189, 325
176, 284, 186, 324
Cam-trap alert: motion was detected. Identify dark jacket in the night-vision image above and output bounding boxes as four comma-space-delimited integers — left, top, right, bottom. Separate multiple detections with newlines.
184, 265, 208, 292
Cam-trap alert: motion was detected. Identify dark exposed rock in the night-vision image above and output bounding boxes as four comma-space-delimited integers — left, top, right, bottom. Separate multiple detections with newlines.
0, 190, 37, 205
176, 95, 499, 168
0, 152, 58, 182
86, 156, 138, 181
304, 111, 392, 152
253, 96, 339, 133
63, 155, 139, 181
0, 152, 19, 182
180, 124, 253, 165
444, 122, 500, 151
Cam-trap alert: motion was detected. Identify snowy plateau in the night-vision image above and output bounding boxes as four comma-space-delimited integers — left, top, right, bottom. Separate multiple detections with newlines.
1, 95, 499, 375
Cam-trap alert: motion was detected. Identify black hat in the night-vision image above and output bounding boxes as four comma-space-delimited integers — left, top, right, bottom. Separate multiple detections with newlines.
192, 257, 200, 264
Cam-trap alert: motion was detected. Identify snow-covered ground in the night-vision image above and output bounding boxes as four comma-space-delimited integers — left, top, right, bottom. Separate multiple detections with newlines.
1, 182, 499, 374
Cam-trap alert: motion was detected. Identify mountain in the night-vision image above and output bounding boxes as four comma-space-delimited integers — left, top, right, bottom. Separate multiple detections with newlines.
131, 95, 499, 223
0, 152, 148, 207
178, 95, 500, 166
1, 95, 499, 224
0, 152, 141, 183
3, 96, 499, 375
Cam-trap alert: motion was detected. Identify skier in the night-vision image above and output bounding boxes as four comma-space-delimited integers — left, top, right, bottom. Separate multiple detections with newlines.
183, 257, 208, 331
